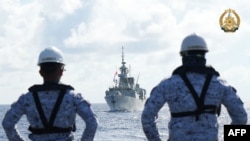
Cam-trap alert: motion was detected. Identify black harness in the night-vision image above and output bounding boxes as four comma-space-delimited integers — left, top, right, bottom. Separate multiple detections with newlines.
171, 66, 221, 120
28, 83, 76, 134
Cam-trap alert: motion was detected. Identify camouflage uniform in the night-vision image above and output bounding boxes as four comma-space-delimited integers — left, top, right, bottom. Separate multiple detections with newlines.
141, 69, 247, 141
2, 83, 98, 141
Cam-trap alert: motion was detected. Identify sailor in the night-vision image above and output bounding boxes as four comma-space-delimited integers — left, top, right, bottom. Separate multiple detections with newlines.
141, 33, 248, 141
2, 46, 98, 141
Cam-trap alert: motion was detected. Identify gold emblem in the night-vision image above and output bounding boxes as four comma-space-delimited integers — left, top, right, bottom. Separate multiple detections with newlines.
219, 9, 240, 32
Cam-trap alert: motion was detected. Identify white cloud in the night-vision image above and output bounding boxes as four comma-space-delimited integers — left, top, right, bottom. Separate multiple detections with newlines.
0, 1, 45, 68
37, 0, 83, 20
64, 0, 177, 48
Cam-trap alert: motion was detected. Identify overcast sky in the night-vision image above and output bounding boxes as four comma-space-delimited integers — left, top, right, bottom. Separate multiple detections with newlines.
0, 0, 250, 104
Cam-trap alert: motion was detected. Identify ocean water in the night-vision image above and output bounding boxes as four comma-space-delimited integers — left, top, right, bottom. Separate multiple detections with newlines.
0, 103, 250, 141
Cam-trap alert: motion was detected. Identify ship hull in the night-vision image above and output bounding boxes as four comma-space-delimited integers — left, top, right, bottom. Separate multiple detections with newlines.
105, 95, 146, 111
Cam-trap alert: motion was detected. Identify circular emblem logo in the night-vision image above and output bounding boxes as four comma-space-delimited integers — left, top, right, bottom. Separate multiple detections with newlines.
219, 9, 240, 32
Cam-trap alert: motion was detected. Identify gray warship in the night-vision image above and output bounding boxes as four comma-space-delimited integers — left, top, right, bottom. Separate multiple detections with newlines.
105, 47, 147, 111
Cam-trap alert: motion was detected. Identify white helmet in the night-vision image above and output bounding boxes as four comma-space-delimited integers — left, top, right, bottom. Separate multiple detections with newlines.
180, 33, 208, 53
38, 46, 64, 65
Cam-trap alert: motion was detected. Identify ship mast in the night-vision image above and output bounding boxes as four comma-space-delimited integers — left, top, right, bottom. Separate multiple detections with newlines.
118, 46, 130, 88
122, 46, 125, 66
119, 46, 128, 78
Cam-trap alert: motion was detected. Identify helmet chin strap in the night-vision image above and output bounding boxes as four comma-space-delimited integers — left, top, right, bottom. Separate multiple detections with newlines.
182, 55, 206, 67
